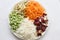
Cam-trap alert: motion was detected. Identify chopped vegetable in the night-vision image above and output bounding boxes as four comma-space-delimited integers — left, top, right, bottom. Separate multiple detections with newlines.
9, 11, 24, 31
24, 1, 45, 20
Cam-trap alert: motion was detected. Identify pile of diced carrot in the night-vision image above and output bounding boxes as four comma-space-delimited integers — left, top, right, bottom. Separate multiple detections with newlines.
24, 1, 45, 20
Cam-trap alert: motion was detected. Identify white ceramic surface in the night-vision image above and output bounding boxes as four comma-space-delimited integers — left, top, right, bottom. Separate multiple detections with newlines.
0, 0, 60, 40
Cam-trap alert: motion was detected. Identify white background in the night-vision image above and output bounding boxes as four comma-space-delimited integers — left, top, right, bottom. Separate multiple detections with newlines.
0, 0, 60, 40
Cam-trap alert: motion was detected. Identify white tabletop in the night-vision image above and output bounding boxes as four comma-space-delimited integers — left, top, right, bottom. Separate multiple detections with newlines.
0, 0, 60, 40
